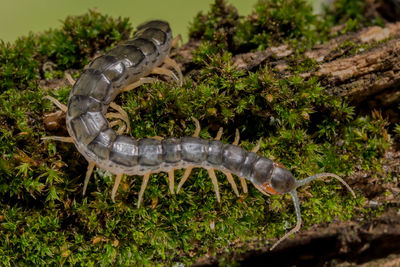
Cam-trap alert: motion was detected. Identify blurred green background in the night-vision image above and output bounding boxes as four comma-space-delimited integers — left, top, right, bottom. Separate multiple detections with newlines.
0, 0, 320, 42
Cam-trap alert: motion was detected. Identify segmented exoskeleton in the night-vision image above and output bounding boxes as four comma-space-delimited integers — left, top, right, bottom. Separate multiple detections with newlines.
43, 20, 356, 250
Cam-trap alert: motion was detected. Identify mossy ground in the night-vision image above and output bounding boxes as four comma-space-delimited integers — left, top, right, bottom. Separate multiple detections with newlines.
0, 1, 396, 266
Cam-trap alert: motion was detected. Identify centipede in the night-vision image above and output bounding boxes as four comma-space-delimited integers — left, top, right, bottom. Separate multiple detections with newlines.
43, 20, 356, 250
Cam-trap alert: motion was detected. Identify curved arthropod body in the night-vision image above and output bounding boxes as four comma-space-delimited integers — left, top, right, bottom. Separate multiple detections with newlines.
46, 20, 356, 250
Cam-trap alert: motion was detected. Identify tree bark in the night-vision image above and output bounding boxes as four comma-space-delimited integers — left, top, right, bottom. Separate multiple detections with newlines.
177, 22, 400, 123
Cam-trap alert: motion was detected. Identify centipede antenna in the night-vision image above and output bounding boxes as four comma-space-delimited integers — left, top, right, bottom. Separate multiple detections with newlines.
295, 173, 356, 198
270, 190, 302, 250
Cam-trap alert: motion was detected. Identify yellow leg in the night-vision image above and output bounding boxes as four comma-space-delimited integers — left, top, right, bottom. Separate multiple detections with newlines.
240, 177, 248, 194
83, 161, 96, 196
223, 171, 240, 197
215, 127, 223, 141
41, 136, 74, 143
109, 120, 122, 128
42, 96, 75, 142
109, 102, 131, 132
252, 138, 262, 153
65, 72, 76, 86
106, 113, 127, 126
191, 117, 201, 137
43, 95, 67, 113
121, 77, 157, 93
207, 168, 221, 203
137, 173, 151, 208
151, 67, 180, 84
109, 120, 126, 135
233, 128, 240, 146
111, 173, 124, 202
176, 167, 193, 194
117, 125, 126, 135
107, 102, 131, 134
168, 170, 175, 195
163, 57, 183, 86
171, 34, 182, 48
149, 136, 164, 141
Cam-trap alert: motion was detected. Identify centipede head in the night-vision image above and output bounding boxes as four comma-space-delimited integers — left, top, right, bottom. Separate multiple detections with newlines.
258, 164, 296, 195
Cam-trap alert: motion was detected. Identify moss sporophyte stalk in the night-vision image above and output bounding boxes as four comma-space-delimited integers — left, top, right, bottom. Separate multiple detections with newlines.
0, 1, 392, 265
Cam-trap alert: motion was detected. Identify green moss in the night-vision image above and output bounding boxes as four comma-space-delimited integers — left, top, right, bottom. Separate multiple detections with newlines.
189, 0, 239, 51
190, 0, 322, 55
0, 37, 40, 91
0, 3, 394, 266
0, 9, 131, 93
235, 0, 319, 50
323, 0, 385, 34
37, 9, 131, 70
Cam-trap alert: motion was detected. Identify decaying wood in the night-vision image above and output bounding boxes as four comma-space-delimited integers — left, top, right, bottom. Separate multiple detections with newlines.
304, 22, 400, 63
312, 38, 400, 101
176, 22, 400, 117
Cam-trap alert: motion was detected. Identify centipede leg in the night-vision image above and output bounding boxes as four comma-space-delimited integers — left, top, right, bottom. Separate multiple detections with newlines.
111, 173, 124, 202
109, 120, 127, 135
41, 136, 74, 143
239, 179, 248, 194
149, 136, 164, 141
252, 138, 262, 153
121, 77, 157, 93
151, 67, 180, 84
171, 34, 182, 48
232, 129, 248, 194
163, 57, 183, 86
191, 117, 201, 137
83, 161, 96, 196
176, 167, 193, 194
222, 171, 240, 197
168, 170, 175, 194
215, 127, 223, 141
207, 168, 221, 203
106, 113, 129, 134
43, 95, 67, 113
65, 72, 75, 86
42, 96, 74, 142
137, 173, 151, 208
108, 102, 131, 133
